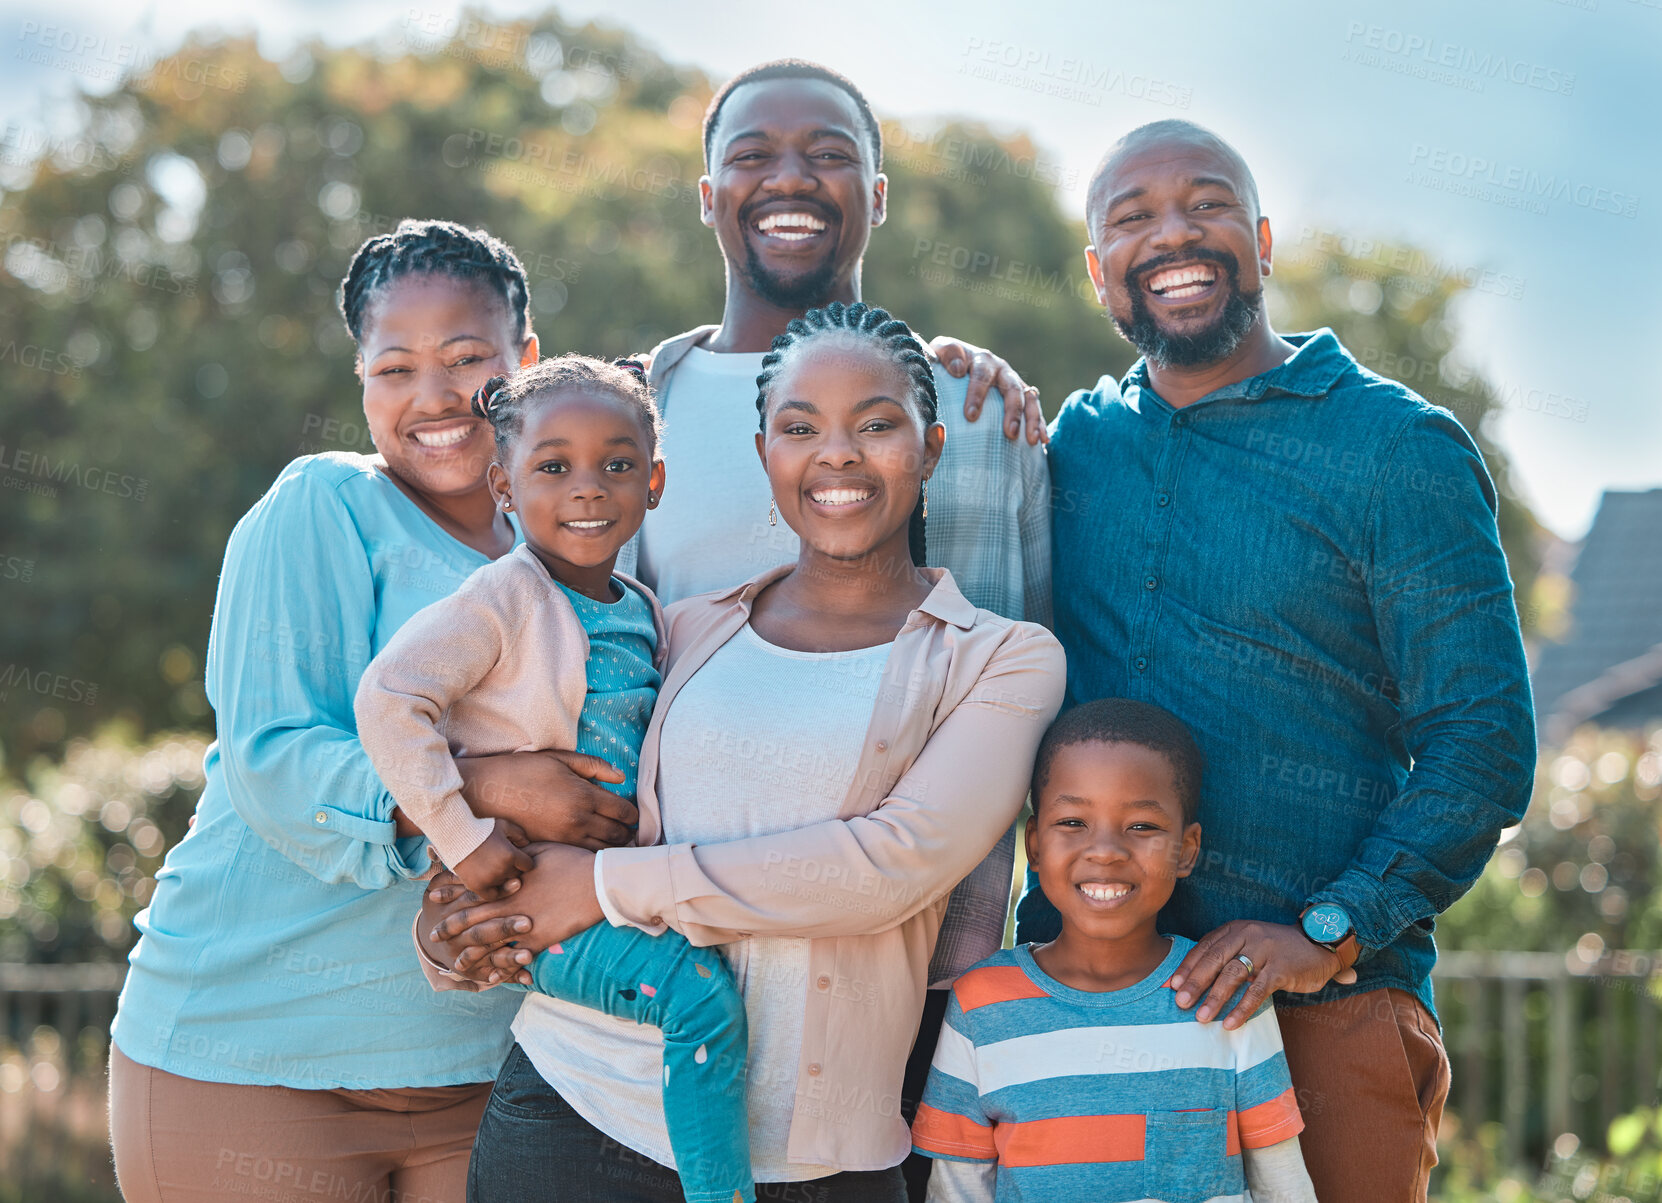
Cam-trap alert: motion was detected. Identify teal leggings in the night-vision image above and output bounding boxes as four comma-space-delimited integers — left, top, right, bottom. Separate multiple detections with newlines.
530, 921, 752, 1203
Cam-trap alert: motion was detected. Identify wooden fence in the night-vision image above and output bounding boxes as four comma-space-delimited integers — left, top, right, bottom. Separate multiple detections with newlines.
2, 954, 1658, 1198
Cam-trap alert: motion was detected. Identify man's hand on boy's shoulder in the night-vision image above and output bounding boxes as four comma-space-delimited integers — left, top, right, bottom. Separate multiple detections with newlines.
928, 335, 1047, 445
1169, 920, 1359, 1030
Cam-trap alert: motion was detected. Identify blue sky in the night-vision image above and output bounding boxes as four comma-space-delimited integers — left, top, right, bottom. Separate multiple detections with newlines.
3, 0, 1657, 538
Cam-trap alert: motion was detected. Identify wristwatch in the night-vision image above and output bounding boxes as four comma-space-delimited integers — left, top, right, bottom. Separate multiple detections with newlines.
1300, 902, 1358, 966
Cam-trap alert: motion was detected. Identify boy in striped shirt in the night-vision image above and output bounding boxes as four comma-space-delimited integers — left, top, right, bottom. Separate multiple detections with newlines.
912, 700, 1317, 1202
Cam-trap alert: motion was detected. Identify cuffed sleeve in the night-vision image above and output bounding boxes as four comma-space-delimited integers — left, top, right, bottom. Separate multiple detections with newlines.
1313, 410, 1536, 956
598, 627, 1065, 946
206, 465, 430, 890
922, 1157, 997, 1202
1242, 1135, 1317, 1203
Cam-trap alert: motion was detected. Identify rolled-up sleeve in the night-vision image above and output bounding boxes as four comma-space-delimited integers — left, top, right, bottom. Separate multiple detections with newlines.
207, 467, 430, 890
597, 627, 1066, 946
1311, 410, 1536, 955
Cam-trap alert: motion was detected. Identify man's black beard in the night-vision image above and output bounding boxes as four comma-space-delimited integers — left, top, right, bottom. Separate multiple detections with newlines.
1112, 248, 1262, 369
741, 241, 840, 311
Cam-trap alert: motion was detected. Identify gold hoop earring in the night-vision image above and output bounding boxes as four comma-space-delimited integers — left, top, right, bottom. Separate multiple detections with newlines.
921, 480, 928, 520
768, 497, 777, 526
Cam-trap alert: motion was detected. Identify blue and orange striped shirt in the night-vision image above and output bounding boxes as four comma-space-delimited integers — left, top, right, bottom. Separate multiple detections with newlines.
911, 938, 1303, 1203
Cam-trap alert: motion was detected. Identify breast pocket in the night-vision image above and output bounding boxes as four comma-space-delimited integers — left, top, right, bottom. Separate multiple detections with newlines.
1142, 1108, 1243, 1202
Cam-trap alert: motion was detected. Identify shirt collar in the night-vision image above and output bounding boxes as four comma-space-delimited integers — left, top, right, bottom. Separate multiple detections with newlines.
1123, 328, 1354, 409
715, 564, 978, 630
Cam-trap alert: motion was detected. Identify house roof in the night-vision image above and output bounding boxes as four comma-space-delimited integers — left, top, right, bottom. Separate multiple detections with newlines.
1532, 489, 1662, 742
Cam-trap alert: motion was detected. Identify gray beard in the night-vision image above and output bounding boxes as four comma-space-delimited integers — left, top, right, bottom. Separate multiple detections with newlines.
1113, 284, 1264, 370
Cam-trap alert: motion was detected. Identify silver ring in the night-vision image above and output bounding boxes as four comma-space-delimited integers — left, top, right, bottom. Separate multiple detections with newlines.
1235, 953, 1257, 977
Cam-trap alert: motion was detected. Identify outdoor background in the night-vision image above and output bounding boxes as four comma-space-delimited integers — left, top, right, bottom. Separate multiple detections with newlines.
1, 2, 1659, 1200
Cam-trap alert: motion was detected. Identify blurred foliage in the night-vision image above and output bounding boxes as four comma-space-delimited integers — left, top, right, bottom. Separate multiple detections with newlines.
1439, 725, 1662, 958
0, 7, 1548, 768
0, 727, 206, 962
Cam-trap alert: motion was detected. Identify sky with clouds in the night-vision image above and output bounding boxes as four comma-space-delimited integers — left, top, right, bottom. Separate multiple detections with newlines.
3, 0, 1657, 538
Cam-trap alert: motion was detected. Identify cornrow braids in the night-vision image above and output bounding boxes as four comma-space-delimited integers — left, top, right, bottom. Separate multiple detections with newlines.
753, 301, 937, 566
470, 354, 662, 460
338, 218, 532, 347
703, 59, 883, 170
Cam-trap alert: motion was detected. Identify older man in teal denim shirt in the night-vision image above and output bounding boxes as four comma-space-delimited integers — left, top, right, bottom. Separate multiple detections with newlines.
1019, 120, 1534, 1202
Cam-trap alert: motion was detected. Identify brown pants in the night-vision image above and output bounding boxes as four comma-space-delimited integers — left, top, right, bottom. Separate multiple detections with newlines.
1276, 987, 1451, 1203
108, 1044, 491, 1203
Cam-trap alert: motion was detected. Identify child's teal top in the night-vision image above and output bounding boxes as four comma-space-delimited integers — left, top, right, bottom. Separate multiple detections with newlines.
552, 579, 660, 803
113, 454, 524, 1089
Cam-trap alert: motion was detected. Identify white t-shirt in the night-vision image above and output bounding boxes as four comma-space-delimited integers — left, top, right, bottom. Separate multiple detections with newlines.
514, 624, 893, 1182
636, 346, 799, 606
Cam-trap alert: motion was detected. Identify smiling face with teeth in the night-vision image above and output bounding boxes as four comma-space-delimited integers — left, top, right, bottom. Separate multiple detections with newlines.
488, 388, 664, 601
1084, 126, 1276, 374
702, 77, 886, 314
1026, 739, 1202, 991
359, 274, 537, 505
755, 336, 942, 568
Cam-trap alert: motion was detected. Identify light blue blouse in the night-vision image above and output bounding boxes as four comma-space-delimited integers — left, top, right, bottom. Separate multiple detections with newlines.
113, 453, 522, 1088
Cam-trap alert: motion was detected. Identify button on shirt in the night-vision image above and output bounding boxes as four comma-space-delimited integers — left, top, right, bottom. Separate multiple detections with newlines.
1025, 330, 1535, 1017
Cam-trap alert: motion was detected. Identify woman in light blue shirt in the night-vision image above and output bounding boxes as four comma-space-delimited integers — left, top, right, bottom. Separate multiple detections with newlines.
108, 219, 636, 1203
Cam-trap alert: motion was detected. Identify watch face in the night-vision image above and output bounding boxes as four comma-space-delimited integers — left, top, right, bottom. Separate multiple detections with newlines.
1303, 903, 1351, 944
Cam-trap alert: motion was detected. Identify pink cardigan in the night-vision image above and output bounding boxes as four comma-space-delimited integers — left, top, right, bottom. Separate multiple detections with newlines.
596, 565, 1064, 1169
416, 565, 1064, 1169
355, 543, 664, 868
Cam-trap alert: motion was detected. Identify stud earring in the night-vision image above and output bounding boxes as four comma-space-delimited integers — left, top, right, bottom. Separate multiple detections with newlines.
768, 497, 777, 526
921, 480, 928, 520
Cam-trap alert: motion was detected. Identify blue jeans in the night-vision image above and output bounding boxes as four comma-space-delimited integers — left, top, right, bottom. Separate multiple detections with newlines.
469, 1044, 907, 1203
519, 919, 751, 1203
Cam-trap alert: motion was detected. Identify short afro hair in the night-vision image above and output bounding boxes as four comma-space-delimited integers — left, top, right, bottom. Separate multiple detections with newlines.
702, 59, 883, 170
1030, 698, 1204, 825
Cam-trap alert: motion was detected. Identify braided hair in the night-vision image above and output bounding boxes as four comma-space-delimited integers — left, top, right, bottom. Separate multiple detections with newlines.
470, 355, 662, 460
338, 218, 531, 347
754, 301, 937, 566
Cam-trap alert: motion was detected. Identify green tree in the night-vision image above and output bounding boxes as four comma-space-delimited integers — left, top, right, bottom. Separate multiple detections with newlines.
0, 6, 1543, 774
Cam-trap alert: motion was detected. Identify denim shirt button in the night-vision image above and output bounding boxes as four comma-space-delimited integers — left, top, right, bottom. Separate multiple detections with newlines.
1173, 412, 1190, 426
1134, 657, 1148, 673
1156, 492, 1171, 507
1144, 576, 1158, 591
